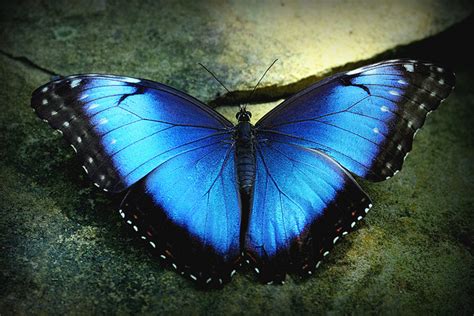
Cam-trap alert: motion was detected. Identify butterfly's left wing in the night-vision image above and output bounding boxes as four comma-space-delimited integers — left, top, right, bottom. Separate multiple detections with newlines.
120, 139, 241, 287
31, 74, 241, 287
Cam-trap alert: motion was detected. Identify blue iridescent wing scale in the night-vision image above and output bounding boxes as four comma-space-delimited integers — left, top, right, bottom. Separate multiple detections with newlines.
31, 74, 233, 192
256, 59, 455, 181
247, 59, 455, 282
245, 140, 371, 283
120, 140, 241, 286
31, 75, 241, 286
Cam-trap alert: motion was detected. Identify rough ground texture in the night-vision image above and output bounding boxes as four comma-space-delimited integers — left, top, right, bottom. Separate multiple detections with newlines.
1, 1, 473, 314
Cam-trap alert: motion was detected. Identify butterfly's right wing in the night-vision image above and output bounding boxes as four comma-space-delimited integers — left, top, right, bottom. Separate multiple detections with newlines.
255, 60, 455, 181
245, 140, 371, 283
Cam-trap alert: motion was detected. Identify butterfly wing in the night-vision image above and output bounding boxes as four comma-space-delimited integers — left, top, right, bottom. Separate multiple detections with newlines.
31, 74, 233, 192
246, 60, 455, 282
32, 75, 241, 286
256, 60, 455, 181
120, 138, 241, 286
245, 140, 371, 283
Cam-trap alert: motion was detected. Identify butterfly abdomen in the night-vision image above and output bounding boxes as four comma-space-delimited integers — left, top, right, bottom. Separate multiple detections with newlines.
235, 121, 256, 195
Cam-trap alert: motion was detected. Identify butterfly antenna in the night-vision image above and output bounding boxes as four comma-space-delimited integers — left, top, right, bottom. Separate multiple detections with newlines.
247, 59, 278, 103
199, 63, 231, 94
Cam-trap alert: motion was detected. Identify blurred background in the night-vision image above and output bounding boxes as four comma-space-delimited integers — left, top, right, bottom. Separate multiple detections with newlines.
1, 1, 473, 314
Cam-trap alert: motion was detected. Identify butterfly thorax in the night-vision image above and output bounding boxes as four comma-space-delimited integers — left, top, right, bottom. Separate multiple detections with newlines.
235, 110, 256, 195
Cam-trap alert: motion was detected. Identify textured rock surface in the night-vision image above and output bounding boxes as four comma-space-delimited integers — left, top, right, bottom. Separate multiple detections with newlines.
0, 0, 472, 101
1, 1, 473, 314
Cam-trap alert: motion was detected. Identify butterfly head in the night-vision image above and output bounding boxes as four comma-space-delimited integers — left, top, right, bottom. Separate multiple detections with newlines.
236, 107, 252, 122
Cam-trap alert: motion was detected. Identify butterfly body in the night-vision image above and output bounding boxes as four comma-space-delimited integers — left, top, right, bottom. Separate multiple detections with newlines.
234, 109, 257, 195
31, 60, 455, 287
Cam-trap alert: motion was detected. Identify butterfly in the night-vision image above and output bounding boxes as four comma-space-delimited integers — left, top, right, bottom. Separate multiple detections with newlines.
31, 59, 455, 287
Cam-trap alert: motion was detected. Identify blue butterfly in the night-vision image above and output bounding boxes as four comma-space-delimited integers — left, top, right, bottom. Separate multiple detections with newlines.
31, 59, 455, 287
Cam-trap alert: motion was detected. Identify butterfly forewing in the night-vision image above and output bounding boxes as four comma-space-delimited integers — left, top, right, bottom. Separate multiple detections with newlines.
31, 75, 233, 192
256, 59, 455, 181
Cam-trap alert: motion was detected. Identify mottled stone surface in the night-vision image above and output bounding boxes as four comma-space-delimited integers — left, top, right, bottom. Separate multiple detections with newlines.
1, 1, 473, 314
0, 0, 472, 101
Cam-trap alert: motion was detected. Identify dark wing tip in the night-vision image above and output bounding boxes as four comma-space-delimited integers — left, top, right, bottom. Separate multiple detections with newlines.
356, 60, 455, 182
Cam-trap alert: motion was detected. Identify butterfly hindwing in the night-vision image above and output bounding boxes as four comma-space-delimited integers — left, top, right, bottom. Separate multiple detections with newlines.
245, 140, 371, 283
31, 75, 233, 192
120, 139, 241, 287
256, 60, 455, 181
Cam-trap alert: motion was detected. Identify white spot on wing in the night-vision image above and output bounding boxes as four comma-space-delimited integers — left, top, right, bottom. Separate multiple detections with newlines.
346, 66, 366, 75
404, 64, 414, 72
70, 79, 82, 88
389, 90, 400, 96
373, 127, 379, 134
123, 77, 141, 83
42, 99, 48, 105
42, 87, 49, 92
380, 106, 389, 112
